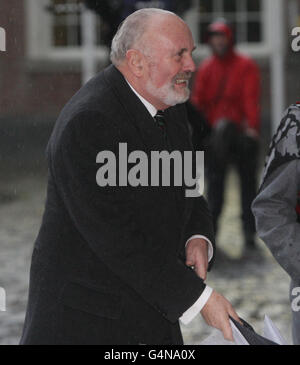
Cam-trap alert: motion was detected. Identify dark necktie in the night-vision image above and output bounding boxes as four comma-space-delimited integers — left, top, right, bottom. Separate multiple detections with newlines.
154, 110, 169, 146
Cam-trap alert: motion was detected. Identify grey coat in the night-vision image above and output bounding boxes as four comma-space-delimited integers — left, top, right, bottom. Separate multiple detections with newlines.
252, 159, 300, 282
252, 105, 300, 344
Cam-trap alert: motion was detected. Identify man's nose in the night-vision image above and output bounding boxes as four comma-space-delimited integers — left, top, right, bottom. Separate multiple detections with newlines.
183, 54, 196, 73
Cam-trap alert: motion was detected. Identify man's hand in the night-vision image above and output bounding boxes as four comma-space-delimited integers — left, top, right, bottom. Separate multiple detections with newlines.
185, 238, 208, 280
201, 290, 242, 341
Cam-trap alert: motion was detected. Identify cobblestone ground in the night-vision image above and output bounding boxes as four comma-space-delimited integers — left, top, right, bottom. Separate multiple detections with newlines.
0, 169, 293, 345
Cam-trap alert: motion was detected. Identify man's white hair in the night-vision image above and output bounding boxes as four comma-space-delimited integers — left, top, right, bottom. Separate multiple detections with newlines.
110, 8, 178, 66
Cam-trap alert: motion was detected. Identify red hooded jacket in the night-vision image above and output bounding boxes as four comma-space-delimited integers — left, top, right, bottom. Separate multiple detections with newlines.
191, 24, 260, 132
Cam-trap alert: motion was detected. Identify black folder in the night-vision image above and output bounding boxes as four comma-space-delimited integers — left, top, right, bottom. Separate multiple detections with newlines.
230, 317, 279, 345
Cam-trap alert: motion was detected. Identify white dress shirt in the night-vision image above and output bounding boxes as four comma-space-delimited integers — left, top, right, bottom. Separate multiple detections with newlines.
126, 80, 214, 325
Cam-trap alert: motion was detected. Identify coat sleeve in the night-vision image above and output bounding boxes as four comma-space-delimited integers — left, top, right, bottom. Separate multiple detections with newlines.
252, 160, 300, 281
176, 103, 216, 269
183, 195, 216, 270
50, 110, 207, 323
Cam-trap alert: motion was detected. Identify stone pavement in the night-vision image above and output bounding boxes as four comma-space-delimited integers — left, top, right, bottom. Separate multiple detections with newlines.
0, 169, 293, 345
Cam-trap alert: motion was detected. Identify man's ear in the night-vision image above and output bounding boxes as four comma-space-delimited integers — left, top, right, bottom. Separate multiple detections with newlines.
126, 49, 144, 77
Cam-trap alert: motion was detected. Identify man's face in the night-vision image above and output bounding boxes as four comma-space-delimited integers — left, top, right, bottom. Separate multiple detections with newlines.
140, 18, 196, 109
209, 33, 230, 56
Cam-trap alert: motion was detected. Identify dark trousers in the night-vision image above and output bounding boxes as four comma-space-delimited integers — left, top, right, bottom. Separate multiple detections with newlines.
206, 132, 258, 244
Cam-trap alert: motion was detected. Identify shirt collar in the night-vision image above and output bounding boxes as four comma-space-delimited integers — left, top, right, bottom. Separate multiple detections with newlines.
125, 79, 157, 118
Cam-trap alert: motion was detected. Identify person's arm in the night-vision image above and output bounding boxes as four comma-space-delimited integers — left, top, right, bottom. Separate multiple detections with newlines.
182, 186, 216, 273
50, 110, 208, 324
174, 102, 216, 325
177, 104, 216, 277
186, 235, 214, 263
252, 160, 300, 281
242, 60, 260, 135
180, 285, 213, 325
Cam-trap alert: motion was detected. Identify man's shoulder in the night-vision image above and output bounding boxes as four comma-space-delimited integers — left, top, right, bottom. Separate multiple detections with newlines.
51, 67, 124, 133
278, 104, 300, 138
68, 67, 119, 115
271, 104, 300, 159
258, 104, 300, 189
287, 103, 300, 115
281, 103, 300, 125
47, 67, 126, 155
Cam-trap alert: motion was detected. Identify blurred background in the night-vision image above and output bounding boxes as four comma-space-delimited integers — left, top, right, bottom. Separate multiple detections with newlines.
0, 0, 300, 344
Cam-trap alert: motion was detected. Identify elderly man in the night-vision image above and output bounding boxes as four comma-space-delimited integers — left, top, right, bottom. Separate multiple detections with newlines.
20, 9, 239, 345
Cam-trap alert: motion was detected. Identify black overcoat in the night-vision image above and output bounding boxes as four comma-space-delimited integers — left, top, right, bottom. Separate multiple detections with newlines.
20, 65, 215, 345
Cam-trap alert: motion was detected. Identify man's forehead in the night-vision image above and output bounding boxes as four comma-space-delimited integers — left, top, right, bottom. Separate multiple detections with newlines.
148, 31, 195, 53
146, 15, 193, 40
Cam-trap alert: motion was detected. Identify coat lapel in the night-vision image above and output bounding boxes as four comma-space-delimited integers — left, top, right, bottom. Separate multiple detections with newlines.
104, 65, 194, 248
103, 65, 166, 153
164, 106, 194, 235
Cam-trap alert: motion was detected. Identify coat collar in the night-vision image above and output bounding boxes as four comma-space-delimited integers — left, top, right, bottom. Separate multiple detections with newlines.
103, 65, 165, 152
103, 65, 190, 154
125, 80, 157, 118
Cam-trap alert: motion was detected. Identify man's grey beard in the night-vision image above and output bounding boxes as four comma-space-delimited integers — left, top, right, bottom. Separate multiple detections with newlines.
145, 76, 190, 107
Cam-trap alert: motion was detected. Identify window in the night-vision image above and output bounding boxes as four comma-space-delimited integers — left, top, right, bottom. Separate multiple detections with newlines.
48, 0, 106, 47
25, 0, 108, 61
50, 0, 83, 47
25, 0, 274, 62
197, 0, 262, 44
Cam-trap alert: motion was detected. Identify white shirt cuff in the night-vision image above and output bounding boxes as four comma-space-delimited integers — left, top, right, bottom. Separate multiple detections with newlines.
179, 286, 213, 325
185, 235, 214, 262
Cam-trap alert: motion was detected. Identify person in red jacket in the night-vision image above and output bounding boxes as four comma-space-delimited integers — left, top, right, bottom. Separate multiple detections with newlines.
191, 19, 261, 253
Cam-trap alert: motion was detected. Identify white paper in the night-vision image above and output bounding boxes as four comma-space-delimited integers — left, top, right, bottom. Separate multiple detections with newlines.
263, 315, 288, 345
200, 316, 287, 345
199, 320, 249, 345
200, 328, 236, 345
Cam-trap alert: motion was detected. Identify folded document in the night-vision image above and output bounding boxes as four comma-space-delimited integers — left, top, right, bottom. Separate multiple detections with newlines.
200, 315, 288, 345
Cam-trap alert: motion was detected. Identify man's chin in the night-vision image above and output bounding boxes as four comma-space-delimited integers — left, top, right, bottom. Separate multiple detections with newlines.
146, 82, 190, 107
172, 89, 190, 104
164, 94, 190, 107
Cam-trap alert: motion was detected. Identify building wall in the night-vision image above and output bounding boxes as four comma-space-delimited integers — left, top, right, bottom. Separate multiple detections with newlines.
0, 0, 81, 121
0, 0, 297, 144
